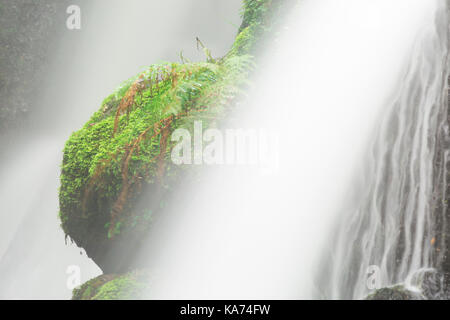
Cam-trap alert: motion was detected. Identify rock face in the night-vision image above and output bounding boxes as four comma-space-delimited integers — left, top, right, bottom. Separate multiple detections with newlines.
60, 0, 297, 298
432, 0, 450, 289
433, 74, 450, 289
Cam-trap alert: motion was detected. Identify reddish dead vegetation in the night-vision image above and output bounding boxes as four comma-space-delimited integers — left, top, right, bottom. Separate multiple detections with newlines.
112, 65, 195, 137
112, 78, 142, 136
108, 115, 174, 237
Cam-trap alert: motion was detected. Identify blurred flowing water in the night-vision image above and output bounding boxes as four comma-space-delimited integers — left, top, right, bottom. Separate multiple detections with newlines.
136, 0, 443, 299
320, 0, 450, 299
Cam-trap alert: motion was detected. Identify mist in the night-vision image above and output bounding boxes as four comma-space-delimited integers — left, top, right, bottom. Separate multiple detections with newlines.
134, 0, 440, 299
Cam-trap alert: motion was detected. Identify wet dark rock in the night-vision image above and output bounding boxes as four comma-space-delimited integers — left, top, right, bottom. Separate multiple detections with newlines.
365, 285, 424, 300
407, 269, 449, 300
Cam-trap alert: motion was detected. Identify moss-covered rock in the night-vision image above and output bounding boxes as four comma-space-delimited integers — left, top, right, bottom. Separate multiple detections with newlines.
59, 0, 296, 273
365, 285, 424, 300
73, 270, 151, 300
60, 57, 252, 272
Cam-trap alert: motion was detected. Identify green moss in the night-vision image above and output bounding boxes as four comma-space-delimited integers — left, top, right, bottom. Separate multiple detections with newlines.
73, 270, 151, 300
73, 274, 115, 300
239, 0, 272, 33
230, 0, 296, 56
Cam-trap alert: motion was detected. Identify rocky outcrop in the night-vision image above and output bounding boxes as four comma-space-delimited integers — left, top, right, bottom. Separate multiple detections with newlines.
61, 0, 297, 298
365, 286, 424, 300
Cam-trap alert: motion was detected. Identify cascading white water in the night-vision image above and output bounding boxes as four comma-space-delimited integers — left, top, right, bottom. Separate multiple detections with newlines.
321, 0, 450, 300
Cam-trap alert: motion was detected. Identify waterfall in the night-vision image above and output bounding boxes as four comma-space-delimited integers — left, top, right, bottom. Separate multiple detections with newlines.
0, 0, 444, 300
321, 0, 450, 300
135, 0, 440, 299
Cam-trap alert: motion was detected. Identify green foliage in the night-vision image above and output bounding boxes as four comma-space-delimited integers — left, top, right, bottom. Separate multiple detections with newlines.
239, 0, 271, 32
92, 271, 150, 300
230, 0, 296, 56
59, 57, 253, 246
